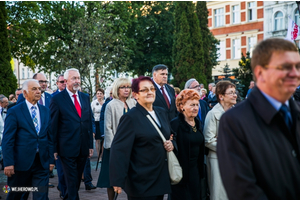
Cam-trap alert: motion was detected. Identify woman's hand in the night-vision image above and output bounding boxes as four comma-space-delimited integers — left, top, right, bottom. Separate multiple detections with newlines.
164, 140, 174, 152
113, 186, 122, 194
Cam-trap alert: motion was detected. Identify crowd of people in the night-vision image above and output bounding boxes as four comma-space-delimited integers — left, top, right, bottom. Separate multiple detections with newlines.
0, 37, 300, 200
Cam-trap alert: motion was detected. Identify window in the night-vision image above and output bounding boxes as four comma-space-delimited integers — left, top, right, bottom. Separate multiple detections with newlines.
217, 40, 225, 61
214, 8, 224, 27
295, 9, 299, 25
22, 68, 25, 79
248, 37, 257, 57
232, 39, 241, 59
27, 68, 30, 78
248, 2, 256, 21
232, 5, 240, 24
274, 11, 284, 31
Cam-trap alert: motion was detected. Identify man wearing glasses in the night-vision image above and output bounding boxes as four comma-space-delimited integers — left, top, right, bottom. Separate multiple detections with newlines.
217, 38, 300, 200
52, 74, 66, 96
17, 73, 52, 107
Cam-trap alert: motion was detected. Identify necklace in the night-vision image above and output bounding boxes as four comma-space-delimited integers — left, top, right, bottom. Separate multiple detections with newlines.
192, 125, 197, 132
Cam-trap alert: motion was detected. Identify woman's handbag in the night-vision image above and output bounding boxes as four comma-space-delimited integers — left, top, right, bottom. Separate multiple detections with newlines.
146, 115, 182, 185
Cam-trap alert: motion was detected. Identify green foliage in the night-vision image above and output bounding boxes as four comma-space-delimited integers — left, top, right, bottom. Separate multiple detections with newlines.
127, 1, 175, 76
196, 2, 219, 84
172, 2, 206, 89
232, 52, 253, 97
0, 2, 17, 96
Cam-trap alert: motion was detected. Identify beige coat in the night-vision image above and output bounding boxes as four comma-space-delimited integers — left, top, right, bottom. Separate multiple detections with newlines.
204, 103, 228, 200
103, 98, 136, 149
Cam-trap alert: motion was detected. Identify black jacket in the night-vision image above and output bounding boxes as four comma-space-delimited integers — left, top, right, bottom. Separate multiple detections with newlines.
153, 83, 177, 121
171, 113, 205, 185
217, 86, 300, 200
110, 103, 172, 197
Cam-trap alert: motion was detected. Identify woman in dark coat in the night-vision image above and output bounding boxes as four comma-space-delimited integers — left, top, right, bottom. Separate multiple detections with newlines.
170, 89, 205, 200
110, 76, 174, 200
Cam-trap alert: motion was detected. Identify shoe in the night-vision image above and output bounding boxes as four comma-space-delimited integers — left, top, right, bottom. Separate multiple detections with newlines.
57, 186, 63, 199
48, 183, 55, 188
49, 171, 54, 178
85, 183, 96, 190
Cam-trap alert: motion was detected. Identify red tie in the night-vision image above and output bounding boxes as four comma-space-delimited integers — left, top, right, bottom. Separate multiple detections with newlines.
160, 87, 170, 109
72, 94, 81, 118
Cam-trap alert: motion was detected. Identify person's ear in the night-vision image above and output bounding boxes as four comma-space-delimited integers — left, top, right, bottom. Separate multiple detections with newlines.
254, 65, 265, 83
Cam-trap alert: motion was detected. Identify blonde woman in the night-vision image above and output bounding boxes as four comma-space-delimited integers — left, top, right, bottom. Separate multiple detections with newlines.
97, 78, 136, 200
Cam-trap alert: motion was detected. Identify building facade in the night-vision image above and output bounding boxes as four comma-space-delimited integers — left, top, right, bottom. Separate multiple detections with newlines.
207, 1, 264, 80
264, 1, 299, 41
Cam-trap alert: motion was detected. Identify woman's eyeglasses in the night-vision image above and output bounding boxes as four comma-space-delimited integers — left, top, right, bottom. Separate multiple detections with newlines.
139, 88, 156, 93
119, 86, 131, 89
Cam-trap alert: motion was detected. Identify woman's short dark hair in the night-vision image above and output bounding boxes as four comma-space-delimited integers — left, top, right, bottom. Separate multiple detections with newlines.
215, 81, 236, 102
132, 76, 155, 93
96, 88, 104, 95
175, 89, 200, 113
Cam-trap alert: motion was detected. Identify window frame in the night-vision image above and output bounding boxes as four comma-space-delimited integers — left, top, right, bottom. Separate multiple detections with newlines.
232, 4, 240, 24
214, 8, 224, 27
232, 39, 241, 59
295, 9, 299, 26
274, 11, 284, 31
217, 40, 226, 61
248, 37, 257, 57
248, 2, 256, 21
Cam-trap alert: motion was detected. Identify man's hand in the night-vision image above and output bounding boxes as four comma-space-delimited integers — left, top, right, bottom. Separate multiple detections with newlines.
89, 149, 94, 158
4, 165, 15, 177
113, 186, 122, 194
50, 164, 55, 171
54, 153, 58, 160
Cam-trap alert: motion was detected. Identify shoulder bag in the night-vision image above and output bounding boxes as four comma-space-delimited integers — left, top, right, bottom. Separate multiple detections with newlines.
146, 115, 182, 185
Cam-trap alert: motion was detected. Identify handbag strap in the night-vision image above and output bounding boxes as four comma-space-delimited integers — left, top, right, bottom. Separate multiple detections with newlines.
146, 115, 166, 143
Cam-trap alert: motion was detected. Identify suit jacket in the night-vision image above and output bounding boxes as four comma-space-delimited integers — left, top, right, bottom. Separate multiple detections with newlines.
153, 83, 177, 121
2, 102, 54, 171
17, 92, 52, 108
217, 86, 300, 200
110, 103, 172, 197
208, 94, 217, 108
50, 89, 93, 157
198, 100, 209, 131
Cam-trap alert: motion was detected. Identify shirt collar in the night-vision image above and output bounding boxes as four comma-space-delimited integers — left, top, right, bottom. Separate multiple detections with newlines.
153, 79, 164, 90
25, 99, 38, 110
66, 87, 78, 97
260, 90, 289, 111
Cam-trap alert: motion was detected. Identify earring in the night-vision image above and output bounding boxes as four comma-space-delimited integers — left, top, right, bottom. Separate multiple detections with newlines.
182, 109, 185, 112
221, 98, 223, 101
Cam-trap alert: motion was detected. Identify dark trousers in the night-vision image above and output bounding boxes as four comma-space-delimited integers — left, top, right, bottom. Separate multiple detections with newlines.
83, 158, 92, 185
7, 153, 49, 200
60, 156, 87, 200
127, 195, 164, 200
56, 156, 67, 198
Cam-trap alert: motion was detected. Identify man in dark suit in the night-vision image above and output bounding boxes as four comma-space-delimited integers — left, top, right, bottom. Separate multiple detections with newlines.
217, 38, 300, 200
184, 78, 209, 131
17, 73, 52, 107
152, 64, 177, 121
50, 68, 93, 200
2, 79, 54, 200
52, 74, 66, 96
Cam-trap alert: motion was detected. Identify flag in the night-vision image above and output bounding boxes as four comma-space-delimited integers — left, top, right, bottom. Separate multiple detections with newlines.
286, 17, 300, 42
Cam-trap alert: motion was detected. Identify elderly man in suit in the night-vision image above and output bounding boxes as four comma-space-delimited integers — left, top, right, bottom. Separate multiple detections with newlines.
2, 79, 54, 200
152, 64, 177, 121
17, 73, 52, 108
50, 68, 93, 200
217, 38, 300, 200
0, 95, 8, 120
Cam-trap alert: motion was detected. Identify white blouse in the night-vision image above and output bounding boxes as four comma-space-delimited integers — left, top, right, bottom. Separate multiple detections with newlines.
91, 99, 103, 121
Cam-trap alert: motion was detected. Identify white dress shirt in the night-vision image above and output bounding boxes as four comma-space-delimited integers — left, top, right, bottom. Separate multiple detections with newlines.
66, 88, 81, 107
153, 80, 171, 103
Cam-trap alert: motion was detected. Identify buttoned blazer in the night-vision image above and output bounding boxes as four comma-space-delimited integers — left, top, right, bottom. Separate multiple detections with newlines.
153, 83, 177, 121
50, 89, 93, 157
17, 92, 52, 108
217, 86, 300, 200
2, 102, 54, 171
103, 98, 136, 149
109, 103, 172, 197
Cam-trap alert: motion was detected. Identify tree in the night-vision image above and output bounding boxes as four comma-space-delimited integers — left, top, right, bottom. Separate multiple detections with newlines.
127, 1, 175, 76
196, 1, 219, 84
0, 2, 17, 96
172, 2, 206, 89
232, 52, 253, 96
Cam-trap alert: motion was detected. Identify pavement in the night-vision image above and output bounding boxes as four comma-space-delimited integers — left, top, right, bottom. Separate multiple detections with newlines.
0, 150, 168, 199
